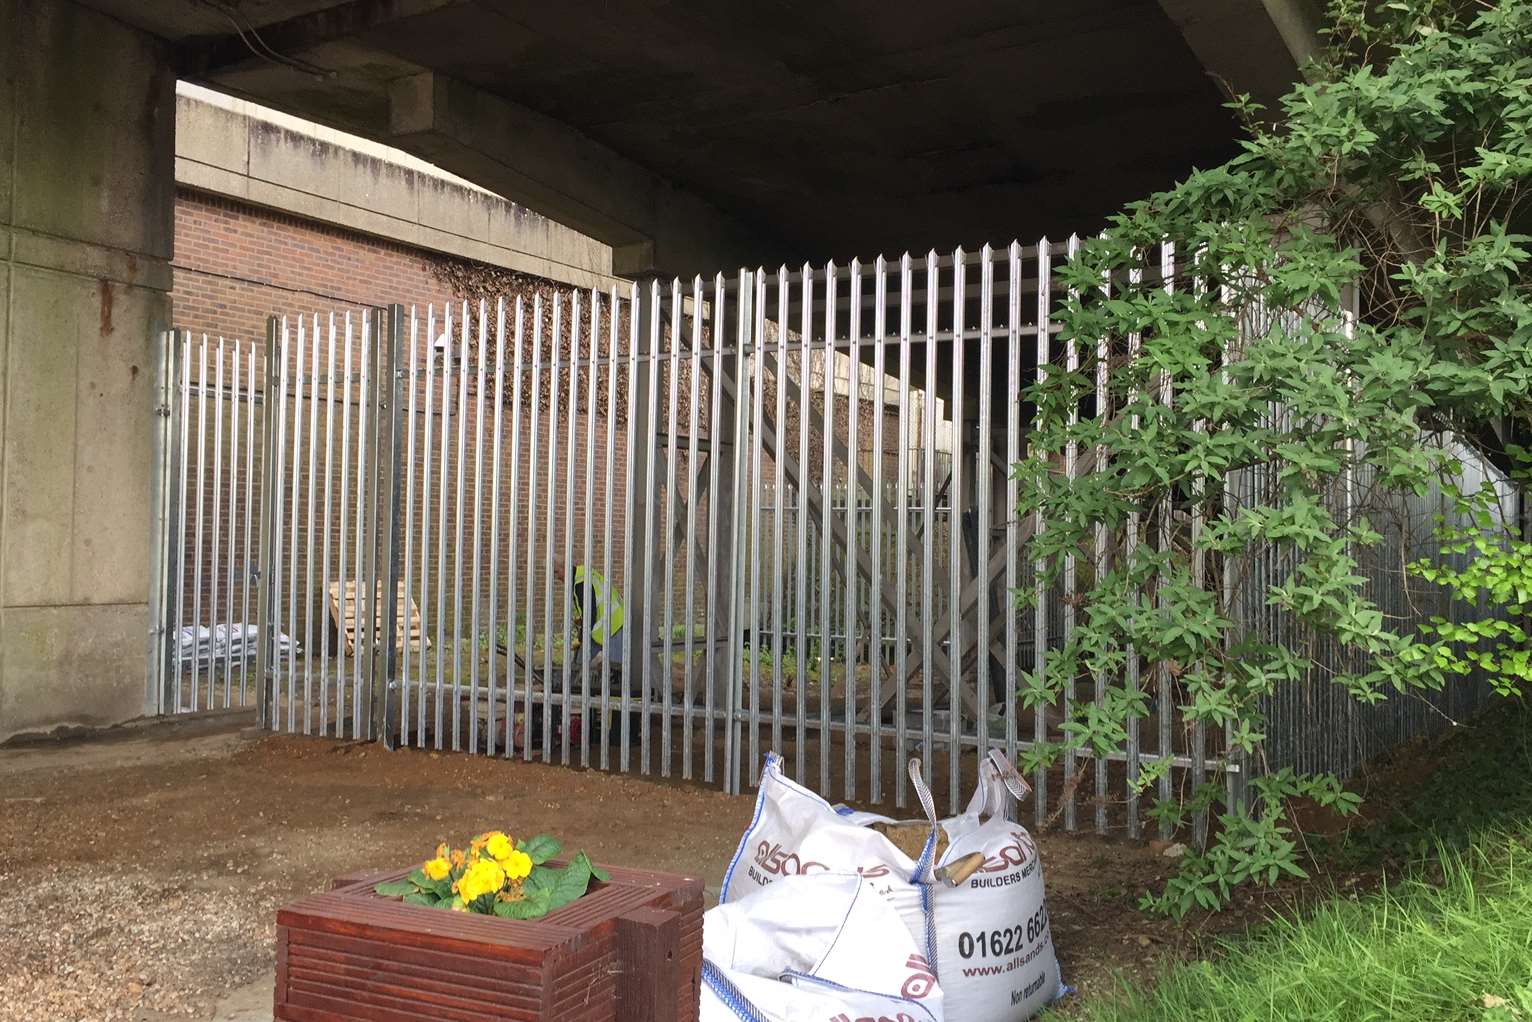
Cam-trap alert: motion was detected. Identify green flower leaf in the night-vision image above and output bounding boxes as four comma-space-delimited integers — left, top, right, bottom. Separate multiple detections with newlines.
493, 889, 552, 919
373, 880, 417, 898
520, 834, 562, 865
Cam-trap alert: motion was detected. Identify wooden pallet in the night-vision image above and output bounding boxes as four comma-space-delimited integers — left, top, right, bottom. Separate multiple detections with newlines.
327, 580, 429, 656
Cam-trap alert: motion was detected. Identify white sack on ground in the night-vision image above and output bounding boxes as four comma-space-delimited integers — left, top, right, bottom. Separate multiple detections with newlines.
701, 873, 942, 1022
720, 750, 1063, 1021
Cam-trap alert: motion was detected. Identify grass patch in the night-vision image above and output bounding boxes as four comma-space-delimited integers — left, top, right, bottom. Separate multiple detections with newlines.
1055, 827, 1532, 1022
1055, 700, 1532, 1022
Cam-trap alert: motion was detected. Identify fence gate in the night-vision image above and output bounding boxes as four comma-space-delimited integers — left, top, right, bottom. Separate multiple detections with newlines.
152, 240, 1505, 837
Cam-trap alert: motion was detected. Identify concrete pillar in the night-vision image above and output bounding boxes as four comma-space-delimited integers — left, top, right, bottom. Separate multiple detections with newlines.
0, 0, 175, 740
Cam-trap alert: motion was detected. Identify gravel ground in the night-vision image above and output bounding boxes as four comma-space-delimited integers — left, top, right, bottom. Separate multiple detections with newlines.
0, 715, 1228, 1021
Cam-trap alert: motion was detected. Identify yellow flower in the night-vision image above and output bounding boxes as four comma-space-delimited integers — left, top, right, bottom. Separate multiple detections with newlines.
450, 849, 466, 869
483, 832, 514, 862
423, 857, 451, 881
435, 842, 449, 860
454, 858, 506, 902
499, 848, 533, 881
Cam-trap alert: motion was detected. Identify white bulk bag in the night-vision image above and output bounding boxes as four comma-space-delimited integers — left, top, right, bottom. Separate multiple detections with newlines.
720, 750, 1063, 1021
701, 873, 942, 1022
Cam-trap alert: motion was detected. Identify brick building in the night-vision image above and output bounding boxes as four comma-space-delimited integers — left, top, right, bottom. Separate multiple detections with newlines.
166, 84, 931, 691
168, 84, 633, 653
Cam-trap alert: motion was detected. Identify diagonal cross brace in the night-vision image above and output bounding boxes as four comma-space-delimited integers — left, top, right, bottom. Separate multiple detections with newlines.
712, 356, 959, 694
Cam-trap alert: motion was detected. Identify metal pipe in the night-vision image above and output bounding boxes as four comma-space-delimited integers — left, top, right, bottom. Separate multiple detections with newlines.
620, 285, 638, 771
1094, 248, 1111, 834
639, 282, 663, 775
703, 275, 726, 783
561, 292, 582, 764
486, 299, 506, 758
173, 332, 192, 715
922, 251, 938, 797
336, 316, 350, 734
1060, 237, 1082, 829
304, 318, 321, 733
894, 254, 913, 808
454, 303, 470, 752
376, 305, 406, 745
401, 309, 418, 748
436, 306, 454, 749
748, 271, 766, 784
504, 299, 527, 757
947, 250, 966, 813
683, 278, 704, 779
541, 296, 561, 761
820, 262, 837, 795
771, 266, 789, 769
660, 282, 681, 776
242, 341, 257, 708
869, 255, 887, 804
210, 338, 226, 709
580, 290, 600, 769
192, 335, 208, 712
286, 323, 304, 732
1005, 242, 1021, 770
599, 290, 617, 770
471, 301, 488, 754
354, 310, 373, 740
1033, 238, 1051, 826
319, 318, 336, 733
1125, 263, 1145, 838
1157, 241, 1176, 838
976, 245, 994, 772
795, 264, 813, 785
843, 260, 862, 800
418, 307, 436, 747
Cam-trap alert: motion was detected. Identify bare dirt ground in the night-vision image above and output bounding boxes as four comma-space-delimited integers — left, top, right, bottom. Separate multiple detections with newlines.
0, 714, 1245, 1022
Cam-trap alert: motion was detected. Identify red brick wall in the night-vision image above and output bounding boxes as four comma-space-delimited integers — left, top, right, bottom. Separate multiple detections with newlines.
167, 188, 658, 674
172, 188, 454, 342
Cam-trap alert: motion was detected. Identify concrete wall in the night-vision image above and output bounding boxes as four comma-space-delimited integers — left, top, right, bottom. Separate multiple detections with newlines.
0, 0, 174, 741
175, 84, 615, 292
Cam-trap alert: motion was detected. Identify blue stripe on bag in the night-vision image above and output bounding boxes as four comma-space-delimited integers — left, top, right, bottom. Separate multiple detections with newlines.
719, 752, 779, 902
701, 959, 771, 1022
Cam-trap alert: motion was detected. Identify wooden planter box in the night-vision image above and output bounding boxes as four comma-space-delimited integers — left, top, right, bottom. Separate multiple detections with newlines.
274, 863, 703, 1022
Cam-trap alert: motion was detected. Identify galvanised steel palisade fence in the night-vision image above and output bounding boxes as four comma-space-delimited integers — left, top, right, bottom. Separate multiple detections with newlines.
150, 239, 1515, 836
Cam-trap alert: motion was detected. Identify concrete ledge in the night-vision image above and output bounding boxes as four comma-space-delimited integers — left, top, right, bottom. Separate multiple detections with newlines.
176, 83, 620, 291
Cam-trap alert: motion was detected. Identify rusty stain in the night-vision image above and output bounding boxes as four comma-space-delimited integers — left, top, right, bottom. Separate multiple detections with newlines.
98, 279, 114, 337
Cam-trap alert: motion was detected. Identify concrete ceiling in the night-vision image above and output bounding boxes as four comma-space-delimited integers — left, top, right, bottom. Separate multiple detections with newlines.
89, 0, 1316, 277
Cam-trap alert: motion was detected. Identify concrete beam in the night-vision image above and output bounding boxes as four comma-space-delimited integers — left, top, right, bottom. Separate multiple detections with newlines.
185, 0, 460, 75
385, 71, 767, 278
1156, 0, 1321, 111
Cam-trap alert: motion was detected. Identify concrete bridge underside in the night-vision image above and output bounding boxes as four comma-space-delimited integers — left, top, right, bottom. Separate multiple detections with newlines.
0, 0, 1317, 739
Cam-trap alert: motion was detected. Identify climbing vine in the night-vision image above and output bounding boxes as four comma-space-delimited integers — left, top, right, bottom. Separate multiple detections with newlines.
1016, 0, 1532, 915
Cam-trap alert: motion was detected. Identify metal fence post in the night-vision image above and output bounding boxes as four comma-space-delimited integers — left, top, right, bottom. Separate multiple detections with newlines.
146, 326, 179, 716
358, 307, 394, 742
254, 317, 281, 729
372, 304, 406, 745
624, 281, 658, 772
